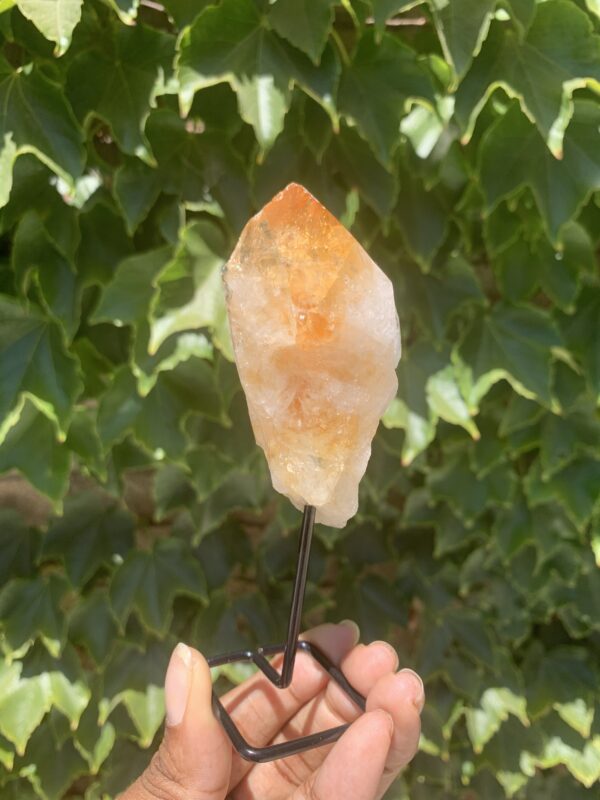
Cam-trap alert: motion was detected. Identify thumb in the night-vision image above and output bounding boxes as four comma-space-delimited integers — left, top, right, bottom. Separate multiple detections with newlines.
122, 643, 232, 800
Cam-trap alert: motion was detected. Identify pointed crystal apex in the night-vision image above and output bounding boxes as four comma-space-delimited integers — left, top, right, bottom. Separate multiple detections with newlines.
223, 183, 401, 527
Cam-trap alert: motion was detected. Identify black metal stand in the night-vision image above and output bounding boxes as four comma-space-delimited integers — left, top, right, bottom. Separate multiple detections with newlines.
206, 505, 366, 762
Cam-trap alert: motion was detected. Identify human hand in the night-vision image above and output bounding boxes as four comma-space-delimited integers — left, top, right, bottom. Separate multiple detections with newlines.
121, 621, 424, 800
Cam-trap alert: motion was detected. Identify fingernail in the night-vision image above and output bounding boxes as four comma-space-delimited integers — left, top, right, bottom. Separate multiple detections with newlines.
165, 643, 192, 727
400, 668, 424, 712
370, 640, 399, 670
340, 619, 360, 645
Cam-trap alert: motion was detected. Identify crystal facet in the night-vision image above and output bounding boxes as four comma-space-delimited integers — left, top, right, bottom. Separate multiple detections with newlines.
223, 183, 401, 527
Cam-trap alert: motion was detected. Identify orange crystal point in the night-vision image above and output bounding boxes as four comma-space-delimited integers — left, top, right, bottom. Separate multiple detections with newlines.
223, 183, 401, 527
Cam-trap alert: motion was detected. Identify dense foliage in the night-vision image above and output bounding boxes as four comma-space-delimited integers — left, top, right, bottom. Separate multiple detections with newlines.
0, 0, 599, 797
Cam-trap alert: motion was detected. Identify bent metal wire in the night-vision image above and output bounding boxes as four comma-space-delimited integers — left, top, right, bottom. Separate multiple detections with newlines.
206, 505, 366, 763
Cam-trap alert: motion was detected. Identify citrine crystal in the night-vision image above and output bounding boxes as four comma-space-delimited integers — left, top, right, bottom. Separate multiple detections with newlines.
223, 183, 401, 527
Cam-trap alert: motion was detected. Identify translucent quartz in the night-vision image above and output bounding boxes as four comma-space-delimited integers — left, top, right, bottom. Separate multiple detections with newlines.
223, 183, 401, 527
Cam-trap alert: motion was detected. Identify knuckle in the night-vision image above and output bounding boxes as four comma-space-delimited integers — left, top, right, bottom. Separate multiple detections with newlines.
141, 748, 188, 800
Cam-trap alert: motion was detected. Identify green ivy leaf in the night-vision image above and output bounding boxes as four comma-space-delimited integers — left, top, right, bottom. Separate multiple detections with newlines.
188, 465, 268, 539
24, 643, 91, 731
77, 197, 133, 286
428, 450, 515, 526
0, 131, 17, 209
268, 0, 335, 64
434, 504, 483, 557
68, 591, 119, 667
525, 456, 600, 530
97, 359, 227, 458
539, 408, 600, 479
145, 109, 252, 228
90, 737, 154, 798
493, 222, 594, 313
505, 0, 536, 33
105, 686, 164, 748
456, 1, 600, 157
395, 167, 448, 268
148, 222, 232, 360
479, 100, 600, 240
177, 0, 339, 149
153, 464, 195, 521
370, 1, 420, 32
66, 22, 175, 160
0, 574, 69, 657
338, 29, 435, 165
134, 331, 214, 398
560, 287, 600, 397
331, 125, 398, 218
15, 719, 88, 799
403, 254, 485, 341
382, 341, 448, 465
75, 702, 115, 774
109, 539, 208, 635
426, 366, 480, 440
0, 60, 84, 208
187, 444, 236, 501
520, 712, 600, 787
0, 662, 49, 756
499, 393, 543, 437
0, 400, 71, 504
16, 0, 82, 55
428, 0, 495, 80
335, 570, 408, 641
493, 492, 533, 562
476, 716, 533, 796
65, 407, 106, 480
11, 210, 80, 340
43, 492, 135, 587
466, 687, 529, 754
113, 159, 163, 234
0, 296, 82, 443
91, 246, 173, 330
0, 510, 41, 585
101, 641, 170, 704
526, 647, 596, 721
161, 0, 212, 27
456, 303, 561, 411
1, 160, 82, 259
554, 699, 595, 740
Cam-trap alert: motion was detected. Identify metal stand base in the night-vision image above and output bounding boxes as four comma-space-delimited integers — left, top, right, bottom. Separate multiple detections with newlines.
206, 505, 366, 762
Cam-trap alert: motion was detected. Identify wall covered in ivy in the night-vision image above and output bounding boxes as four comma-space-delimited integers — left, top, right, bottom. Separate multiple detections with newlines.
0, 0, 599, 797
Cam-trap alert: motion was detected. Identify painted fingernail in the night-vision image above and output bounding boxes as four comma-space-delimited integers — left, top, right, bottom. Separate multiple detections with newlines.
400, 668, 425, 712
165, 643, 192, 727
340, 619, 360, 645
370, 640, 400, 670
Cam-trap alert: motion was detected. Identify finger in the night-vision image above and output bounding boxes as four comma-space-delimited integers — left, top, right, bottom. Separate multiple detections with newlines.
235, 640, 398, 796
316, 639, 399, 722
366, 668, 424, 796
279, 639, 398, 756
293, 710, 394, 800
225, 621, 360, 787
122, 643, 232, 800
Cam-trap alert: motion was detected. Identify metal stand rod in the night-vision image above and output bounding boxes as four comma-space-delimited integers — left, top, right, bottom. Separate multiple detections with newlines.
279, 504, 316, 688
205, 503, 365, 762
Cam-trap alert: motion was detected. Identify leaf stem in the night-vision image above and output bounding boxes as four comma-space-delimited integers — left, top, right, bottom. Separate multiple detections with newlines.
331, 29, 351, 68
